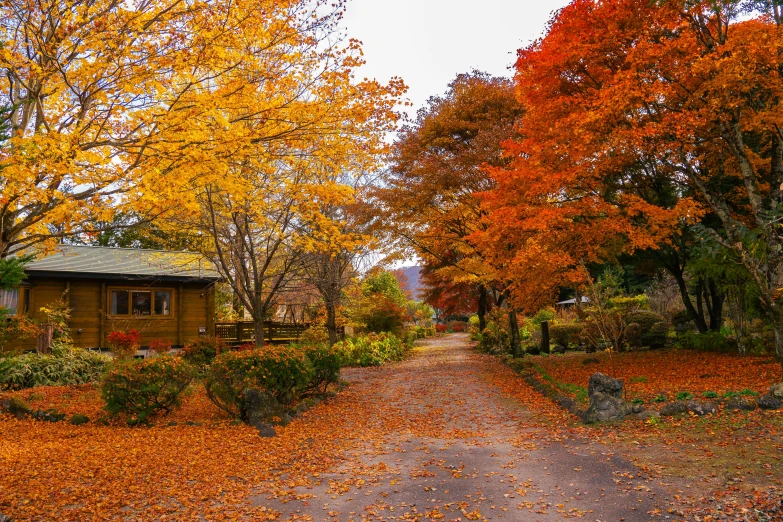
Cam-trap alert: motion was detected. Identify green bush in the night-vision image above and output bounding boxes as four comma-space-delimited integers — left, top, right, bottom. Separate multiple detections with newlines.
102, 355, 194, 424
299, 343, 341, 396
0, 343, 112, 390
204, 346, 313, 418
180, 336, 227, 370
298, 326, 330, 345
478, 322, 509, 354
626, 311, 666, 333
405, 328, 420, 347
549, 323, 584, 349
531, 307, 556, 326
625, 322, 643, 348
334, 332, 407, 367
643, 322, 669, 349
679, 330, 732, 353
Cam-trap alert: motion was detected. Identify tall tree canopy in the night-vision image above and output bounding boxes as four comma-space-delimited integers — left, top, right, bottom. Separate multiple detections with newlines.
479, 0, 783, 361
377, 72, 523, 330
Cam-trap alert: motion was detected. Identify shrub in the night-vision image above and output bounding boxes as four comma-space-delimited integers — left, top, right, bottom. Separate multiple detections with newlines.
447, 320, 468, 332
107, 330, 140, 359
531, 307, 556, 326
679, 330, 732, 353
676, 391, 693, 401
435, 324, 447, 333
703, 391, 719, 399
624, 322, 643, 348
102, 355, 194, 424
299, 343, 341, 396
643, 322, 669, 349
334, 333, 407, 367
70, 414, 90, 425
147, 339, 172, 356
549, 323, 584, 349
626, 311, 666, 333
180, 336, 227, 369
478, 323, 509, 355
204, 346, 313, 418
405, 328, 419, 347
424, 326, 435, 337
298, 325, 329, 345
0, 343, 112, 390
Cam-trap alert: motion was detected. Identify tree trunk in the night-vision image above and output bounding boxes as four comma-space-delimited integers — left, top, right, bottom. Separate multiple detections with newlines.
707, 278, 724, 331
253, 316, 265, 347
477, 284, 488, 332
671, 268, 709, 333
508, 310, 521, 357
540, 320, 550, 354
325, 302, 338, 346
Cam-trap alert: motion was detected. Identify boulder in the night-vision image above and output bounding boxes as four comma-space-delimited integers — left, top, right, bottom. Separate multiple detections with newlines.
582, 357, 600, 365
726, 397, 757, 411
243, 388, 284, 427
758, 394, 781, 410
769, 382, 783, 400
32, 409, 65, 422
588, 373, 623, 399
631, 403, 645, 414
255, 422, 277, 438
635, 410, 661, 421
585, 392, 629, 423
526, 347, 541, 356
1, 397, 32, 419
686, 400, 717, 416
551, 345, 566, 354
660, 401, 688, 417
0, 513, 13, 522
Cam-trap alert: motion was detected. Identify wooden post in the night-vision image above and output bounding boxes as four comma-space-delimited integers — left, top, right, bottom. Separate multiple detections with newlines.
541, 320, 550, 354
267, 323, 273, 344
236, 321, 242, 344
36, 323, 54, 354
99, 282, 106, 348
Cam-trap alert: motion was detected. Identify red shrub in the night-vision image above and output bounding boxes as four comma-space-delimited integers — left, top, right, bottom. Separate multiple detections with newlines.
147, 339, 172, 356
108, 330, 141, 359
435, 324, 448, 333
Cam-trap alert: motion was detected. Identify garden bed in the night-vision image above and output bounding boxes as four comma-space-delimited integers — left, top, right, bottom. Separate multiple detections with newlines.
526, 349, 782, 407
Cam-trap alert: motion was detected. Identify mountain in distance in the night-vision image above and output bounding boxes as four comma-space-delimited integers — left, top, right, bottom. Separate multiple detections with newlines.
393, 265, 422, 300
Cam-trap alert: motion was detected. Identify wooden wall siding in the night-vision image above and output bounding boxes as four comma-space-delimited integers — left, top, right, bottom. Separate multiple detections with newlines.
5, 278, 215, 352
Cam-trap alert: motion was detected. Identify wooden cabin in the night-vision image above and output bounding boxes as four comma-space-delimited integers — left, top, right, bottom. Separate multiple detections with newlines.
3, 246, 220, 351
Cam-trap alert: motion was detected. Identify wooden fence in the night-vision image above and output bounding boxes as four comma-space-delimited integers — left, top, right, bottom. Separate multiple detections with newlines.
214, 321, 312, 345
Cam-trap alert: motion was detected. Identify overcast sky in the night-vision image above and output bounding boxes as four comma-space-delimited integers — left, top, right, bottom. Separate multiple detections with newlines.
342, 0, 572, 119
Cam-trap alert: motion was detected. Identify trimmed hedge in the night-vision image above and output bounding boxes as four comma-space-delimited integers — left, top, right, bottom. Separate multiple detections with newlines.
102, 355, 194, 424
204, 346, 313, 419
334, 333, 407, 367
549, 323, 584, 349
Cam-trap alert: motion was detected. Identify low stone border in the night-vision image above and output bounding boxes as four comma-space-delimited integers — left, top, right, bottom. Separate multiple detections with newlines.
503, 357, 783, 424
506, 359, 588, 421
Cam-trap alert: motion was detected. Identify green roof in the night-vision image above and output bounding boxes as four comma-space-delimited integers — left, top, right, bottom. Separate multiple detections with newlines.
26, 246, 220, 281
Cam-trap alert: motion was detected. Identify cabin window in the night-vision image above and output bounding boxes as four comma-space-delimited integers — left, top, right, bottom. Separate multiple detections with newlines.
0, 289, 19, 314
110, 288, 174, 317
154, 291, 171, 316
0, 288, 32, 316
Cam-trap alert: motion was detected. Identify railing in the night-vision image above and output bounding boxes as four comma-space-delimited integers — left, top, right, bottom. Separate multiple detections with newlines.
214, 321, 312, 345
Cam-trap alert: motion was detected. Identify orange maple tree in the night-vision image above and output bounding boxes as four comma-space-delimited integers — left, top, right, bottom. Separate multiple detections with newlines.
478, 0, 783, 333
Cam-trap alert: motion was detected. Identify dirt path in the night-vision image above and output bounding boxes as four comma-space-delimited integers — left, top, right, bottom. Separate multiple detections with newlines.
254, 335, 673, 521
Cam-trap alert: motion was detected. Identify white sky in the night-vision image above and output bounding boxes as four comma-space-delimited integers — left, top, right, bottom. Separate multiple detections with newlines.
342, 0, 572, 119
